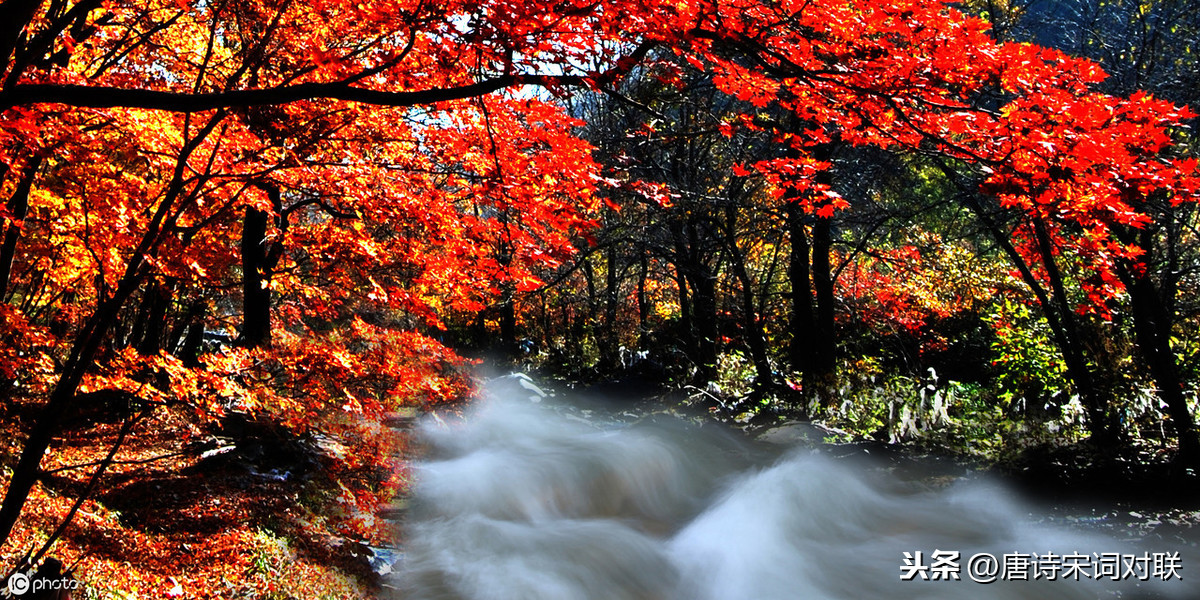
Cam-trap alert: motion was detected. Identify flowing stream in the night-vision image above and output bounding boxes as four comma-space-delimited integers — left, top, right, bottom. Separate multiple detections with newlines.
390, 379, 1195, 599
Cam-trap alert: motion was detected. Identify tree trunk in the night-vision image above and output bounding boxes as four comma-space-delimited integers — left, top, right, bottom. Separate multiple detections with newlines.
675, 265, 691, 344
124, 278, 155, 350
140, 280, 169, 355
689, 269, 719, 383
637, 246, 650, 347
600, 244, 619, 370
810, 215, 837, 403
787, 202, 815, 378
178, 303, 205, 368
1031, 218, 1115, 445
582, 255, 598, 361
132, 278, 169, 355
0, 0, 44, 69
498, 293, 516, 357
685, 220, 719, 382
0, 157, 41, 301
725, 205, 774, 387
240, 205, 272, 349
787, 140, 838, 403
669, 222, 694, 360
165, 293, 194, 355
1126, 270, 1200, 465
1116, 224, 1200, 466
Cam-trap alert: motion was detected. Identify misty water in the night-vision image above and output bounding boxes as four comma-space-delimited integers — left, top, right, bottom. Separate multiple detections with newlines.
391, 379, 1195, 599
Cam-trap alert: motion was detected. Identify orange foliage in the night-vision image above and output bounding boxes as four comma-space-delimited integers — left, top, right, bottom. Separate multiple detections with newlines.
0, 403, 379, 598
1, 0, 1198, 592
1, 0, 619, 565
837, 233, 1009, 351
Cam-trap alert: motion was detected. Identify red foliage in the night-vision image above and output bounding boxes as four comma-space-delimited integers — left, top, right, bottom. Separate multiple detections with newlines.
0, 0, 1197, 592
689, 0, 1197, 311
837, 236, 1005, 352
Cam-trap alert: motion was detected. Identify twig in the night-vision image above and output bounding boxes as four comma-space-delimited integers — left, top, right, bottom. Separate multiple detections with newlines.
31, 409, 147, 566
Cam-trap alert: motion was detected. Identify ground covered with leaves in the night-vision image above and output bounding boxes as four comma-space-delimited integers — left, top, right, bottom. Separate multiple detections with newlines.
0, 397, 396, 600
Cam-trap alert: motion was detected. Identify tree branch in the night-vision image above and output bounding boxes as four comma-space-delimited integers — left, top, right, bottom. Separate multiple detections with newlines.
0, 73, 598, 111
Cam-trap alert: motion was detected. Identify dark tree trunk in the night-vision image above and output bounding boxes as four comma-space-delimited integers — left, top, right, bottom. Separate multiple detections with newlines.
786, 141, 838, 403
675, 265, 691, 344
122, 288, 149, 350
669, 222, 694, 358
135, 279, 169, 355
165, 294, 194, 355
240, 205, 272, 349
496, 239, 517, 358
178, 303, 205, 368
787, 203, 816, 378
498, 294, 516, 356
1031, 219, 1115, 445
688, 268, 719, 383
684, 220, 719, 382
1126, 270, 1200, 464
600, 244, 620, 370
0, 157, 41, 300
1115, 224, 1200, 466
724, 205, 774, 388
582, 255, 598, 359
637, 246, 650, 347
240, 182, 290, 350
810, 215, 837, 395
0, 0, 43, 69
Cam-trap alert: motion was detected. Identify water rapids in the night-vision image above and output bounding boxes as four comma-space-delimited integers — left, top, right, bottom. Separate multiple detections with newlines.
391, 381, 1193, 600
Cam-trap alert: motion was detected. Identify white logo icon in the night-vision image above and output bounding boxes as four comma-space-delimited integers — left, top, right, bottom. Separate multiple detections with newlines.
6, 572, 30, 595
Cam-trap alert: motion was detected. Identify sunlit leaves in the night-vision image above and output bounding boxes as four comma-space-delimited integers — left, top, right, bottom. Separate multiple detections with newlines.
683, 0, 1199, 313
838, 232, 1007, 347
0, 0, 630, 567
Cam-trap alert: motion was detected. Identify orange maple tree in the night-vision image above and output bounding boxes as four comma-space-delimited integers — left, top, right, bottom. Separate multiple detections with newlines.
0, 0, 642, 560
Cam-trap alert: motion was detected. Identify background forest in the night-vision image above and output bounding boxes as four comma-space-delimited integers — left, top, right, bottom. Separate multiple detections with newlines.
464, 0, 1200, 470
0, 0, 1199, 598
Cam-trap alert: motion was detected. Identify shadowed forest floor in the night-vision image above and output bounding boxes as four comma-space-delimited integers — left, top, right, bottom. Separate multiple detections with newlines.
0, 396, 382, 599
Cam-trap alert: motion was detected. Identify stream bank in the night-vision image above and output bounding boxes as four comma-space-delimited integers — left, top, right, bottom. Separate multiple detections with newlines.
385, 374, 1200, 599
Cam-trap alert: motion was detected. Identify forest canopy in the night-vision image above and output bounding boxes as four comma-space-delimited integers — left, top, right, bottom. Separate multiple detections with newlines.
1, 0, 1199, 596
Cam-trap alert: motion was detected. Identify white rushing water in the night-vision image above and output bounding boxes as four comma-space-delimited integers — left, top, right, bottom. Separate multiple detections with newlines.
392, 384, 1194, 600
